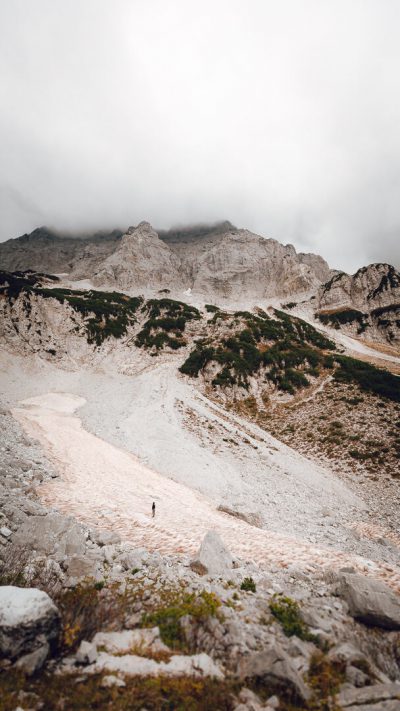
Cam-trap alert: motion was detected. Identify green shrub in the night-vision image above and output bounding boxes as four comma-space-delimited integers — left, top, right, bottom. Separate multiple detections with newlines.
136, 298, 200, 351
334, 355, 400, 403
269, 594, 317, 642
240, 577, 256, 593
317, 308, 369, 334
34, 287, 143, 346
142, 591, 221, 649
180, 308, 337, 394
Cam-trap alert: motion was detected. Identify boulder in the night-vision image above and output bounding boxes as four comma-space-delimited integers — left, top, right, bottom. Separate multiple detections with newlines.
217, 506, 263, 529
63, 554, 102, 584
101, 674, 126, 688
89, 528, 121, 547
235, 687, 269, 710
0, 586, 59, 660
238, 644, 310, 704
12, 513, 86, 558
336, 574, 400, 629
117, 547, 148, 572
196, 531, 234, 577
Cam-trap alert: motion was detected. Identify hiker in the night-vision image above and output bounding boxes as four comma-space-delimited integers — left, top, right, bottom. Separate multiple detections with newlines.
152, 501, 156, 518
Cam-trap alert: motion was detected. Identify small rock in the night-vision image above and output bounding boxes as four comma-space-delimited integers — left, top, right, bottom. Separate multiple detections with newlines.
90, 528, 121, 547
76, 640, 97, 665
101, 674, 126, 688
0, 526, 12, 538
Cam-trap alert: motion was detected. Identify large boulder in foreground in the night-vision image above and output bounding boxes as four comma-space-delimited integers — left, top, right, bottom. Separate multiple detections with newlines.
194, 531, 234, 577
0, 586, 60, 666
336, 573, 400, 630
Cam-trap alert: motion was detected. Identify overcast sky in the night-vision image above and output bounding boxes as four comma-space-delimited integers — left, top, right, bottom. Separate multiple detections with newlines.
1, 1, 399, 272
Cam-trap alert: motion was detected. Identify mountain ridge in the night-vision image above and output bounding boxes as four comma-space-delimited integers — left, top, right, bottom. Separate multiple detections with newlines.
1, 222, 399, 346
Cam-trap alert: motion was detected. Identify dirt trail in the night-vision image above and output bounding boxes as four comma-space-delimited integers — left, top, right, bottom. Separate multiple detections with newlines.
13, 391, 400, 592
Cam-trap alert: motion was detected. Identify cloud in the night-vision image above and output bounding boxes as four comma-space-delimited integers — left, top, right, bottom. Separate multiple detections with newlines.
0, 0, 399, 272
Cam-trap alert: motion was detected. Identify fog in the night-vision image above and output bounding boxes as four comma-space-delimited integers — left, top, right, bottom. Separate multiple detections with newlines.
1, 0, 400, 272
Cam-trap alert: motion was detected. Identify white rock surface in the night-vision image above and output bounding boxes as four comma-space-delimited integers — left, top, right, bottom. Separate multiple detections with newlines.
76, 640, 98, 664
92, 628, 169, 655
91, 651, 224, 678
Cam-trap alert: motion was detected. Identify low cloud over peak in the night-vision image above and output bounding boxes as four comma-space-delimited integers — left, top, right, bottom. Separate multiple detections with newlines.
1, 0, 400, 273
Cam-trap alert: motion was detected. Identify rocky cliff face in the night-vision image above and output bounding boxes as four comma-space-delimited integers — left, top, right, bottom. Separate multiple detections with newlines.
314, 263, 400, 345
0, 222, 331, 302
92, 222, 182, 291
2, 224, 399, 346
176, 228, 330, 300
91, 222, 331, 300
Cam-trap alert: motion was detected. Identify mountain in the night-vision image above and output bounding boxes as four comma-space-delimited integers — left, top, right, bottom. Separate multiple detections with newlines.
1, 222, 400, 347
312, 263, 400, 345
0, 221, 331, 300
1, 269, 400, 708
0, 226, 122, 274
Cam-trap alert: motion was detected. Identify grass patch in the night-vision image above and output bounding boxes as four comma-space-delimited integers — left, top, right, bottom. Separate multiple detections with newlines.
269, 594, 318, 644
142, 590, 222, 650
54, 581, 126, 654
0, 670, 237, 711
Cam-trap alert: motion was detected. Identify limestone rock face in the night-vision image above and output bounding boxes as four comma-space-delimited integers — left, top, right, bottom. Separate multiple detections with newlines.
0, 586, 60, 660
315, 264, 400, 344
318, 264, 400, 312
92, 222, 182, 291
91, 222, 329, 299
0, 221, 331, 303
180, 228, 330, 301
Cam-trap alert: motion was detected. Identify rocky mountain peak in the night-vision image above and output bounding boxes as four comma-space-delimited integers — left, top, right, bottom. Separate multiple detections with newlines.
125, 221, 153, 236
318, 262, 400, 312
92, 222, 181, 291
314, 261, 400, 345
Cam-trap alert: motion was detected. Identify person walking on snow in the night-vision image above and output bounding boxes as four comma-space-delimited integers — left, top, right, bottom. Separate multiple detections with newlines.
152, 501, 156, 518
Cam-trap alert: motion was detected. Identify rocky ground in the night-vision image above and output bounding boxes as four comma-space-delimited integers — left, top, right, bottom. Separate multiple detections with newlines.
1, 272, 400, 708
1, 406, 400, 709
